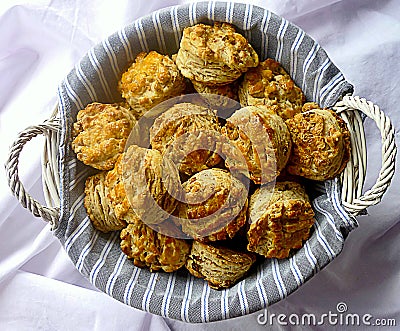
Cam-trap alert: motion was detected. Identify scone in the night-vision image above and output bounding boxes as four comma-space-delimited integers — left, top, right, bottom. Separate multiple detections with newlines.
247, 181, 315, 259
221, 105, 292, 184
177, 168, 248, 242
186, 241, 256, 290
149, 102, 222, 176
121, 144, 183, 225
191, 80, 239, 109
84, 171, 126, 233
285, 103, 351, 181
105, 153, 138, 223
120, 218, 191, 273
118, 51, 186, 118
239, 58, 305, 120
72, 102, 136, 170
175, 22, 259, 85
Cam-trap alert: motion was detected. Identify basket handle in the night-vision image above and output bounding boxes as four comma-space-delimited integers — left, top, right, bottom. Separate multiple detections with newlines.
5, 96, 396, 224
334, 95, 397, 216
5, 118, 61, 228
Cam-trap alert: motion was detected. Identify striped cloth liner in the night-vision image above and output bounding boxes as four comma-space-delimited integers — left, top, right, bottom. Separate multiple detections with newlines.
56, 1, 357, 323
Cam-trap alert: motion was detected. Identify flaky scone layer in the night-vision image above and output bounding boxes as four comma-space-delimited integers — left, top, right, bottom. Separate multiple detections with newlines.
84, 171, 126, 233
247, 181, 315, 259
186, 240, 256, 289
221, 105, 292, 184
150, 102, 222, 176
177, 168, 248, 242
239, 58, 305, 120
72, 102, 136, 170
118, 51, 186, 117
286, 103, 351, 181
175, 22, 259, 85
120, 219, 191, 273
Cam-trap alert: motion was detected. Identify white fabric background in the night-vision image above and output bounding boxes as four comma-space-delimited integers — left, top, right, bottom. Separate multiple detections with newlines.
0, 1, 399, 330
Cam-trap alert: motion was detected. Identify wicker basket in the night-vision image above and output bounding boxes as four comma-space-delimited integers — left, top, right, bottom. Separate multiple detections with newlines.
5, 2, 397, 323
6, 95, 396, 223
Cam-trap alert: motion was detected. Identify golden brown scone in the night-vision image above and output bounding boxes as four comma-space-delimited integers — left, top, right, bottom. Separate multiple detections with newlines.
191, 80, 240, 109
118, 51, 186, 118
149, 102, 222, 176
239, 58, 305, 120
247, 181, 315, 259
177, 168, 248, 242
175, 22, 259, 85
221, 105, 292, 184
186, 241, 256, 290
191, 80, 239, 100
121, 144, 183, 225
105, 153, 138, 223
120, 219, 191, 273
72, 102, 136, 170
285, 103, 351, 181
84, 171, 126, 233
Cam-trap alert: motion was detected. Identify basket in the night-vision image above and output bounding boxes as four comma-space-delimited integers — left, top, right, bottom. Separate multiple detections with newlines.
5, 2, 396, 323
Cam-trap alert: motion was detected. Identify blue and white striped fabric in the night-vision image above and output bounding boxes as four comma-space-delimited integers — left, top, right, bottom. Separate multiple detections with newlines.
56, 2, 357, 323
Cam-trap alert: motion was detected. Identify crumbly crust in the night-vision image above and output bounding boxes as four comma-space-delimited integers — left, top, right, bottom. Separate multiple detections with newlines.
185, 240, 256, 289
177, 168, 248, 242
150, 102, 222, 175
118, 51, 186, 117
72, 102, 136, 170
221, 105, 292, 184
175, 22, 259, 85
121, 145, 183, 225
120, 219, 191, 272
84, 171, 126, 233
247, 181, 315, 259
104, 153, 138, 223
239, 58, 305, 120
191, 80, 240, 109
191, 80, 239, 100
285, 104, 351, 181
